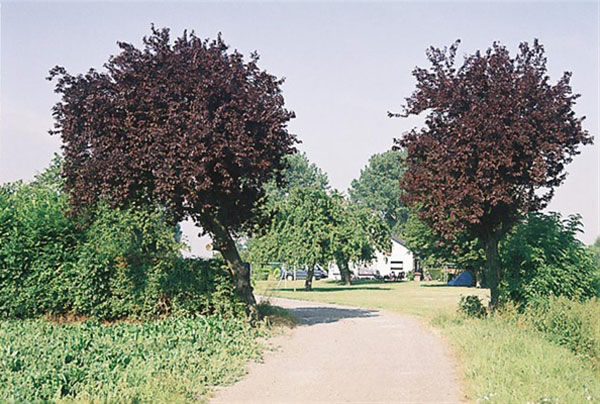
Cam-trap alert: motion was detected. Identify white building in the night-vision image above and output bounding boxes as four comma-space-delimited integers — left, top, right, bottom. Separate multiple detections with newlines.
328, 236, 417, 280
373, 236, 416, 277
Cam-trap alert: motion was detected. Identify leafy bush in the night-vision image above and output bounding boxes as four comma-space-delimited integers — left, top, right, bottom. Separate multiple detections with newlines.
0, 316, 268, 402
0, 162, 80, 318
524, 297, 600, 366
70, 202, 180, 319
458, 295, 487, 318
500, 212, 600, 306
427, 268, 444, 281
0, 161, 243, 320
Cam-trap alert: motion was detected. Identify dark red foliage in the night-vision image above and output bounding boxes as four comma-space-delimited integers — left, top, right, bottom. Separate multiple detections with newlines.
48, 26, 297, 234
394, 39, 592, 241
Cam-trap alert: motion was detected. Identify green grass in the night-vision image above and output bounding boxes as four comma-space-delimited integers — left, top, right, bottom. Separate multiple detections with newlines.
0, 315, 274, 402
256, 279, 600, 403
255, 279, 489, 320
434, 313, 599, 403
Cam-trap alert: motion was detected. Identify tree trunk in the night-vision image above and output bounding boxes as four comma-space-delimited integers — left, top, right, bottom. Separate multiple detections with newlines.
203, 215, 256, 306
338, 261, 352, 285
305, 265, 315, 291
482, 232, 501, 308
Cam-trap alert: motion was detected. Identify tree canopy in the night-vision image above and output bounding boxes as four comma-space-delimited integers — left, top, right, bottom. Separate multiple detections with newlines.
266, 152, 330, 198
253, 186, 334, 290
394, 39, 592, 304
349, 150, 408, 236
48, 27, 297, 305
329, 193, 390, 284
248, 152, 388, 287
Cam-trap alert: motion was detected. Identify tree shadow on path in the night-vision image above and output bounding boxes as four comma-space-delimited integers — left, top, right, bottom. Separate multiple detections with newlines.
287, 306, 378, 325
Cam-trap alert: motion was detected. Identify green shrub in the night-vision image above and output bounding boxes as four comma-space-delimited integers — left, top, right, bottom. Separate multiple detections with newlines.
524, 296, 600, 366
0, 160, 244, 320
500, 212, 600, 306
458, 295, 487, 318
427, 268, 444, 281
0, 163, 80, 318
74, 203, 245, 319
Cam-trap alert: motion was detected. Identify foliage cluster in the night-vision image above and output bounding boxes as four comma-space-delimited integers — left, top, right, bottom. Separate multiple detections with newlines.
0, 163, 243, 320
48, 27, 296, 233
403, 209, 599, 307
458, 295, 487, 318
0, 315, 267, 402
249, 153, 388, 288
500, 212, 600, 306
349, 150, 408, 236
0, 165, 79, 318
401, 213, 484, 274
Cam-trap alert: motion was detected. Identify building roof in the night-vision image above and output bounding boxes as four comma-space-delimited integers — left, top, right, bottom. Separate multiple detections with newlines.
391, 235, 408, 247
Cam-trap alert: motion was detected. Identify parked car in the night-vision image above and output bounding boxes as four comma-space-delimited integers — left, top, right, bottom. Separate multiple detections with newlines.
354, 267, 380, 280
314, 266, 328, 279
284, 265, 328, 281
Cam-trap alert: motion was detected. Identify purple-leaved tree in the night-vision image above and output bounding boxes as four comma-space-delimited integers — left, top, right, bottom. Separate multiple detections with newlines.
49, 27, 297, 305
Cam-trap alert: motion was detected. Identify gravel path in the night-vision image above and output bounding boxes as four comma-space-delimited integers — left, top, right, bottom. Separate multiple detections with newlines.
211, 297, 461, 403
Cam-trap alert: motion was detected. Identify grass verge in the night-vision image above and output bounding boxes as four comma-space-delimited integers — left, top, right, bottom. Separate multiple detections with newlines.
433, 312, 599, 402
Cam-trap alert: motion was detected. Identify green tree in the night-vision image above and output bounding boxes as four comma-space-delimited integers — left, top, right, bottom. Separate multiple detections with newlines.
250, 152, 388, 287
246, 152, 330, 268
401, 213, 484, 278
265, 152, 329, 200
349, 150, 408, 236
330, 193, 390, 285
251, 187, 333, 290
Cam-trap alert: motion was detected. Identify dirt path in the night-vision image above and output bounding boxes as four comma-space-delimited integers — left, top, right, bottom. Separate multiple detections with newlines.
211, 297, 460, 403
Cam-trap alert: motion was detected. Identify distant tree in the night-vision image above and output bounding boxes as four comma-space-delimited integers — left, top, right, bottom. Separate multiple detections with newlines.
247, 152, 330, 272
256, 187, 334, 290
401, 213, 484, 276
248, 189, 388, 287
589, 236, 600, 269
265, 152, 329, 200
48, 27, 297, 306
349, 150, 408, 236
330, 193, 390, 285
394, 39, 592, 305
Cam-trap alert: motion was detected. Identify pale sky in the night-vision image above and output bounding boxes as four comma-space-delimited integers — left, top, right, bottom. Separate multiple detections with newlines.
1, 1, 598, 253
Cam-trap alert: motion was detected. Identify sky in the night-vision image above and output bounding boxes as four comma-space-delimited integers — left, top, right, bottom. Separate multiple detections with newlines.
1, 1, 598, 254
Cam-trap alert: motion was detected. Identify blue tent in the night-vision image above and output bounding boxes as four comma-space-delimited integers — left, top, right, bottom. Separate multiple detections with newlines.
448, 271, 474, 286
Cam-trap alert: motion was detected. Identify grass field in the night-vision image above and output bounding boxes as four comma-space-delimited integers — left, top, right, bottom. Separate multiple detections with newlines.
255, 279, 600, 403
255, 278, 489, 319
